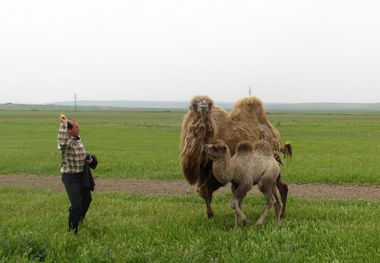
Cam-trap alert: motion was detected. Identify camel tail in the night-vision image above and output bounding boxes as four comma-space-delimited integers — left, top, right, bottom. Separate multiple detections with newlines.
281, 141, 292, 158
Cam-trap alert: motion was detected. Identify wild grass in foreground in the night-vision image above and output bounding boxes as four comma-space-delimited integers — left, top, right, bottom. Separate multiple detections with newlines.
0, 188, 379, 263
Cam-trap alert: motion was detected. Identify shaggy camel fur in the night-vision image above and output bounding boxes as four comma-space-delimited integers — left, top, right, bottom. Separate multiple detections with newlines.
203, 140, 288, 227
180, 95, 291, 218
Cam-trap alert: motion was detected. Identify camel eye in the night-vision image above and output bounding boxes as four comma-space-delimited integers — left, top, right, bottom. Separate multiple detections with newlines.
212, 146, 217, 150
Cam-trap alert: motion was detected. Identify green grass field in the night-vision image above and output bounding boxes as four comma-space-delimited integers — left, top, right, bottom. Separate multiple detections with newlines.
1, 110, 380, 184
1, 187, 379, 263
1, 109, 380, 262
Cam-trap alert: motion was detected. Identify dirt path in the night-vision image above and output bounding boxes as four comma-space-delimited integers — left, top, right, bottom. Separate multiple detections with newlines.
1, 174, 379, 201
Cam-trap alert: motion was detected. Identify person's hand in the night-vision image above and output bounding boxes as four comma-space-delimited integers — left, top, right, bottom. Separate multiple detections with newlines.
86, 157, 93, 164
60, 114, 67, 124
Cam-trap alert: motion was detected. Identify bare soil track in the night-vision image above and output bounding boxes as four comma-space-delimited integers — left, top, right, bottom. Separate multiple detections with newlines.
0, 174, 379, 201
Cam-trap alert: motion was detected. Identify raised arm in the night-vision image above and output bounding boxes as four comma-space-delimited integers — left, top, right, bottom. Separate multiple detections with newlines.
57, 114, 70, 150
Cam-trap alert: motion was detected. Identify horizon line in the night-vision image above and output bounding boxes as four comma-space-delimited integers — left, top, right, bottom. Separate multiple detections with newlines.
2, 100, 380, 105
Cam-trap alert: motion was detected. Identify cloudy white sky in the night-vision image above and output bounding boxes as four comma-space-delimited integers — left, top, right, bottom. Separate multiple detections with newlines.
1, 0, 379, 104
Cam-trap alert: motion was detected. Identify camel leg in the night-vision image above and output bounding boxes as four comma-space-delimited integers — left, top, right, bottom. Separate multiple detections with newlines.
255, 182, 275, 227
205, 193, 214, 219
273, 187, 283, 223
233, 184, 244, 212
230, 197, 241, 228
276, 175, 288, 218
197, 184, 214, 218
231, 182, 248, 212
230, 183, 241, 227
196, 172, 223, 219
229, 183, 251, 228
231, 182, 242, 213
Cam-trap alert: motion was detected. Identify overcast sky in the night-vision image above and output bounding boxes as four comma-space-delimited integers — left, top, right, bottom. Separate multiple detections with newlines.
1, 0, 379, 104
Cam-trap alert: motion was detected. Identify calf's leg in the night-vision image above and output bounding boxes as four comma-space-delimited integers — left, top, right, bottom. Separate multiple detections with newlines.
256, 181, 276, 227
229, 183, 251, 228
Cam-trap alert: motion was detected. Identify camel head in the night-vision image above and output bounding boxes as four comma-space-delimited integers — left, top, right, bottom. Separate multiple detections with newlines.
189, 96, 213, 116
202, 140, 229, 161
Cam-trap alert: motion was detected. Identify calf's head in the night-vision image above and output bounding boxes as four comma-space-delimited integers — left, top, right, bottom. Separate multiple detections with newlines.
202, 140, 228, 160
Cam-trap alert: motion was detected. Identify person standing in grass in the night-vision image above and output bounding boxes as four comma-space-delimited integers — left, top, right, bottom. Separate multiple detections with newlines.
58, 114, 95, 234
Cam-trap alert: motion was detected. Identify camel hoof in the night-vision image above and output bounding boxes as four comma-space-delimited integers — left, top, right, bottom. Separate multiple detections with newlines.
280, 212, 286, 219
242, 218, 248, 227
255, 221, 262, 227
206, 210, 214, 219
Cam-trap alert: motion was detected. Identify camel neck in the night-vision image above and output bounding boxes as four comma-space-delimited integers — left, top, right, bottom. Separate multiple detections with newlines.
212, 150, 233, 184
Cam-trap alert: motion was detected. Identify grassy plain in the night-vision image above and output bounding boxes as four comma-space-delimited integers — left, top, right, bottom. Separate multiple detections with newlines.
1, 187, 379, 263
1, 109, 380, 184
1, 109, 380, 262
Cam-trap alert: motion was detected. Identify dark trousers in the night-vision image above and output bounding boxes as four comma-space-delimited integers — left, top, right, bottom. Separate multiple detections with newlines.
62, 172, 92, 232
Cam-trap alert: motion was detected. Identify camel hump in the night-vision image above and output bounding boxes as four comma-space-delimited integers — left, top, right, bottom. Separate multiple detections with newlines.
230, 96, 269, 123
236, 140, 254, 154
252, 140, 273, 156
234, 96, 263, 109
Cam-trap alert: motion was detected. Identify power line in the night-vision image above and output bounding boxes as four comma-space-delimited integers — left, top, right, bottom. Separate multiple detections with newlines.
74, 93, 77, 111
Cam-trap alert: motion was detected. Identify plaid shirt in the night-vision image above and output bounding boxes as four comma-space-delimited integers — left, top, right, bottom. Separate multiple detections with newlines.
57, 123, 86, 174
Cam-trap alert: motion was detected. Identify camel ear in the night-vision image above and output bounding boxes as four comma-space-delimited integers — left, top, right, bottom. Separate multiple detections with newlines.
190, 103, 196, 111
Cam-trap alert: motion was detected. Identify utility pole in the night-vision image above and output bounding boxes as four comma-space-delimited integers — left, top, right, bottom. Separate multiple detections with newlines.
74, 93, 77, 111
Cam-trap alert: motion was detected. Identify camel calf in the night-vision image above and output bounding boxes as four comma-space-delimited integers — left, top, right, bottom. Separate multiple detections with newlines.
202, 139, 288, 227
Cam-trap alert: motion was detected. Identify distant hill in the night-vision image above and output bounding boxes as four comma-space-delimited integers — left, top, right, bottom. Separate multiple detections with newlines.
54, 100, 193, 109
52, 100, 380, 112
53, 100, 236, 110
2, 100, 380, 112
264, 102, 380, 112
